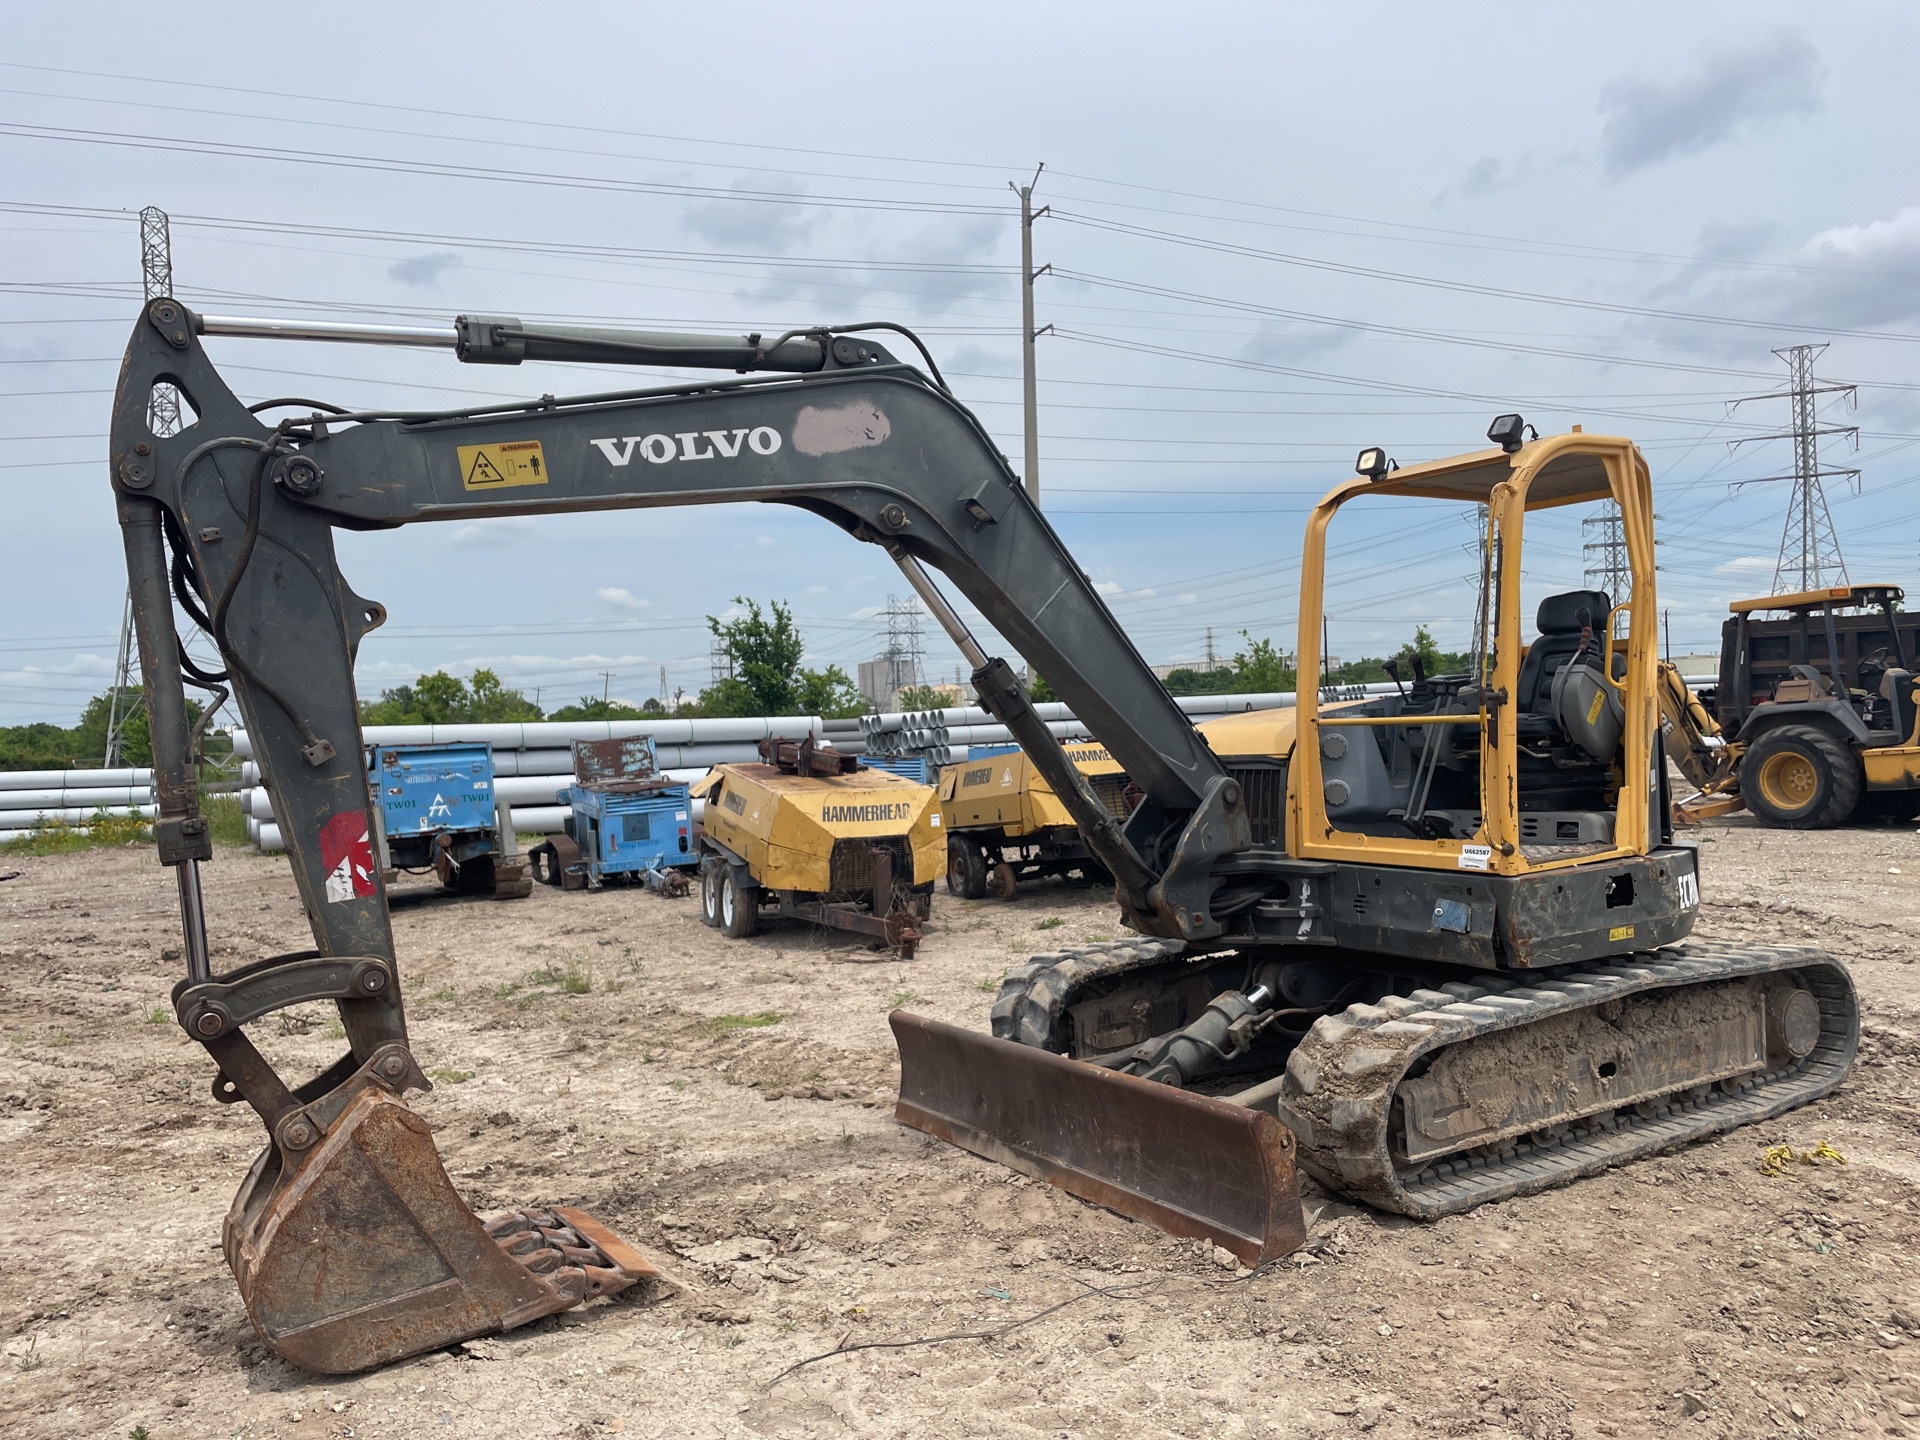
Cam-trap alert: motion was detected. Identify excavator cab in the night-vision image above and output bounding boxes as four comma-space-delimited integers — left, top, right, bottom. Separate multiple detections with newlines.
1290, 423, 1666, 877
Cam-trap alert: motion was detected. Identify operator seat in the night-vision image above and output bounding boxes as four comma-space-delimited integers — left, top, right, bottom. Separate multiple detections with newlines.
1883, 667, 1917, 744
1515, 590, 1612, 738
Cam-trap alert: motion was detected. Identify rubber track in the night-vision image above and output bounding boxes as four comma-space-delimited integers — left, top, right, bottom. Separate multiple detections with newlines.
990, 938, 1190, 1050
1276, 940, 1858, 1218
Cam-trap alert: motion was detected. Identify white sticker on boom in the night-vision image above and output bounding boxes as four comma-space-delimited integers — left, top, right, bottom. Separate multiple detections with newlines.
1677, 870, 1700, 909
1457, 844, 1493, 872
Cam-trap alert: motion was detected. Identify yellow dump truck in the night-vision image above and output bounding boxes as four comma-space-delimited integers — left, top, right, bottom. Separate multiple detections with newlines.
938, 741, 1133, 899
691, 738, 942, 957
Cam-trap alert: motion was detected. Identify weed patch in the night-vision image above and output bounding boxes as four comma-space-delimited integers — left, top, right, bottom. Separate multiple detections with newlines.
1, 811, 150, 856
428, 1067, 474, 1084
708, 1012, 784, 1032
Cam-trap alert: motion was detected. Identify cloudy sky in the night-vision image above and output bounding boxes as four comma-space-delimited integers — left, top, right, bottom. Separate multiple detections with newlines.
6, 2, 1920, 724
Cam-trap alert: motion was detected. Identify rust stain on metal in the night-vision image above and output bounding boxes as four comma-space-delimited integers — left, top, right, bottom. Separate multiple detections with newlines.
225, 1087, 662, 1373
573, 736, 658, 785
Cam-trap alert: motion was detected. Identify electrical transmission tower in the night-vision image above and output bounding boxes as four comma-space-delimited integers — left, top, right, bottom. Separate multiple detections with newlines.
1728, 344, 1859, 594
883, 593, 926, 695
104, 206, 181, 766
1581, 505, 1629, 600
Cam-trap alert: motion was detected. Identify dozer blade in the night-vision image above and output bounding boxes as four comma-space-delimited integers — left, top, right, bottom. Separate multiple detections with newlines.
890, 1011, 1306, 1267
226, 1087, 659, 1374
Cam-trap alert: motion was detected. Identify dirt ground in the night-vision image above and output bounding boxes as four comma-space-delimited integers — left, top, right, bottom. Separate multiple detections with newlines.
2, 818, 1918, 1440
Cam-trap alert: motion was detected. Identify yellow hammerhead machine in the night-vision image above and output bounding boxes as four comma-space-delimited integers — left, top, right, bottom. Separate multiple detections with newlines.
110, 302, 1854, 1373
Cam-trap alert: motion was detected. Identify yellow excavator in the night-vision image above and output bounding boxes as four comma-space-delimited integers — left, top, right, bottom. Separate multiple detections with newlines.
110, 301, 1855, 1373
1661, 584, 1920, 827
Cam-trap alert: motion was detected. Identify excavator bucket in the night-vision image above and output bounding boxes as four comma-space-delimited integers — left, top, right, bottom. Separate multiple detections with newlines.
890, 1012, 1307, 1267
1674, 789, 1747, 824
226, 1088, 660, 1374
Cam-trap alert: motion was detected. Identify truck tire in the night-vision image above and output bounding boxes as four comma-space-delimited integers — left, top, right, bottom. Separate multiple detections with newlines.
945, 836, 988, 899
1744, 723, 1862, 829
699, 858, 723, 927
720, 870, 759, 938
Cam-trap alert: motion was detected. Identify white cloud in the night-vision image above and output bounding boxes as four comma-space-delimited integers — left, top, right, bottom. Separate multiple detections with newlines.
450, 517, 536, 550
1713, 555, 1777, 576
597, 587, 650, 611
1094, 580, 1123, 596
1178, 593, 1198, 606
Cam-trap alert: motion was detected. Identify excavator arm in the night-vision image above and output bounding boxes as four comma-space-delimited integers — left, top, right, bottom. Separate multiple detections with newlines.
1655, 660, 1745, 822
108, 300, 1266, 1371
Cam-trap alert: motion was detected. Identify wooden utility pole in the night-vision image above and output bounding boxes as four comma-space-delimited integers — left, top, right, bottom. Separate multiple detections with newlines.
1011, 164, 1050, 505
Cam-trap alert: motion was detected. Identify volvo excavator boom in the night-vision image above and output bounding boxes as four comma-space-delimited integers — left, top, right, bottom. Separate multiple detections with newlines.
111, 300, 1261, 1372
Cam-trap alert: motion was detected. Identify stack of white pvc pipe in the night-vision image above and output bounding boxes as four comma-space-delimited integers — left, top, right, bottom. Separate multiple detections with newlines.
233, 714, 820, 854
0, 767, 157, 842
858, 688, 1406, 764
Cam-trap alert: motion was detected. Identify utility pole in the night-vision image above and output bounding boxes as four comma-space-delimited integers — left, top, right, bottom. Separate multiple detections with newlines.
1727, 343, 1859, 593
105, 205, 180, 766
1011, 164, 1051, 505
600, 671, 615, 705
1203, 626, 1218, 673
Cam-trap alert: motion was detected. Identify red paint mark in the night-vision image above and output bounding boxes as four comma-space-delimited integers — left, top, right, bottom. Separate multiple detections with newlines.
318, 811, 375, 903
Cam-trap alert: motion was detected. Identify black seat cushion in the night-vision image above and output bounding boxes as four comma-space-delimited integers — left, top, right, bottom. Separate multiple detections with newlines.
1515, 589, 1611, 718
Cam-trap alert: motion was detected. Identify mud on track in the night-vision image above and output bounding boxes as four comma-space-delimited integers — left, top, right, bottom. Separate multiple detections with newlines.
2, 818, 1918, 1438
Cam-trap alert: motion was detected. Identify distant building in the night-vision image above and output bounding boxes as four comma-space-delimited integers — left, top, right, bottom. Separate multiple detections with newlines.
1668, 652, 1720, 680
858, 654, 918, 710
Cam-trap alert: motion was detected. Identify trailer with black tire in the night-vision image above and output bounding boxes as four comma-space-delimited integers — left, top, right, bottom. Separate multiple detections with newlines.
691, 738, 940, 957
937, 741, 1131, 900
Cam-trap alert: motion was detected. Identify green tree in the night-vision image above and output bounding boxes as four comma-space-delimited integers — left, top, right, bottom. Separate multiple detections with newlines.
0, 686, 203, 771
547, 697, 649, 722
1231, 632, 1296, 693
1027, 672, 1057, 703
360, 668, 541, 725
895, 684, 950, 711
799, 664, 866, 719
1160, 666, 1241, 696
697, 598, 863, 717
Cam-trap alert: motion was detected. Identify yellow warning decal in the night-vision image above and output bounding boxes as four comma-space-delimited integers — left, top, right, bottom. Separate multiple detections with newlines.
1608, 924, 1636, 942
1586, 689, 1607, 726
458, 440, 548, 491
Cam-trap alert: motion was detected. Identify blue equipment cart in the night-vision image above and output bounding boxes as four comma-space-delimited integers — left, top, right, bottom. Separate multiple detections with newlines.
367, 741, 529, 898
530, 735, 698, 893
858, 754, 931, 784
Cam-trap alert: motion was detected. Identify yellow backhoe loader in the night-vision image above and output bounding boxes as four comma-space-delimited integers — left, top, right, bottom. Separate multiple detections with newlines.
1661, 584, 1920, 827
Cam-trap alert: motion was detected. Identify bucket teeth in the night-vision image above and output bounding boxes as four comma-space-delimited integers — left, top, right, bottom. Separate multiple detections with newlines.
487, 1206, 656, 1303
